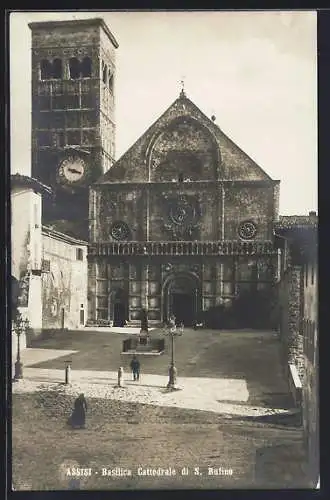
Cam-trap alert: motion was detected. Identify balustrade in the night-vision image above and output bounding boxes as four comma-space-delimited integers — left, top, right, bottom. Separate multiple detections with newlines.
89, 240, 276, 257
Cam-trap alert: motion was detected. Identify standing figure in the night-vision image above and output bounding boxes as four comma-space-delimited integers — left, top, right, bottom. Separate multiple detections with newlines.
130, 356, 140, 381
68, 393, 87, 429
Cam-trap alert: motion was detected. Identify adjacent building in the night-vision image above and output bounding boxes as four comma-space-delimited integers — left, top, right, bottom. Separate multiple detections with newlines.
275, 213, 318, 486
11, 174, 88, 334
41, 226, 88, 330
11, 174, 52, 332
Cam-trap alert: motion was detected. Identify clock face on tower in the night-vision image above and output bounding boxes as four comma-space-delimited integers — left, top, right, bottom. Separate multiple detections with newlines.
57, 157, 86, 185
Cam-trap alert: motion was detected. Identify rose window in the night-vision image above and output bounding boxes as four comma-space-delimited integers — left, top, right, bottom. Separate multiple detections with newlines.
238, 221, 257, 240
110, 221, 130, 241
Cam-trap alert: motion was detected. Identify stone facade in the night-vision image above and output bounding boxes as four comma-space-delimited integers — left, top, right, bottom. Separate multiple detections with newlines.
11, 175, 52, 332
29, 19, 118, 240
88, 91, 279, 327
275, 215, 318, 485
278, 265, 305, 380
302, 241, 318, 485
41, 226, 88, 329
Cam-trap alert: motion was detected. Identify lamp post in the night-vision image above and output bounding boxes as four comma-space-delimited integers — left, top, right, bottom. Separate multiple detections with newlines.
13, 311, 29, 381
164, 319, 184, 390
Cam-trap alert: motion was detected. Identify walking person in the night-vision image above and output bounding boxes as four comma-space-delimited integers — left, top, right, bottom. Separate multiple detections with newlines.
130, 355, 140, 381
67, 393, 88, 429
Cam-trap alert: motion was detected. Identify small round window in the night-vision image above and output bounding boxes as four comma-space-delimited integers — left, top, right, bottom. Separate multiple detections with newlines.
110, 221, 130, 241
238, 220, 257, 240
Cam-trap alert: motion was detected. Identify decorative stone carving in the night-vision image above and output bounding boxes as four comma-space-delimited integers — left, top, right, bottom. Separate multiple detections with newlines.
162, 194, 202, 241
191, 264, 200, 274
163, 263, 173, 273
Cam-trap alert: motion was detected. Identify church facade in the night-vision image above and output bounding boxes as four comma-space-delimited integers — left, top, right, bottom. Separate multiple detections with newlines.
28, 17, 280, 329
88, 91, 280, 327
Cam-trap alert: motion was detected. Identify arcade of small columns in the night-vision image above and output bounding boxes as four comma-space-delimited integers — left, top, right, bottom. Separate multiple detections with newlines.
87, 241, 279, 325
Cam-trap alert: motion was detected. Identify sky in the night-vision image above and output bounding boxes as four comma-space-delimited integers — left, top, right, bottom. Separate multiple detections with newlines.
10, 10, 317, 215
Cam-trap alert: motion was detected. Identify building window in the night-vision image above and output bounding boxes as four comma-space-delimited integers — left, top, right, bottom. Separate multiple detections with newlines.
52, 58, 63, 79
305, 264, 308, 287
102, 63, 108, 85
311, 263, 314, 285
76, 248, 83, 261
108, 71, 113, 92
69, 57, 81, 79
40, 59, 52, 80
81, 57, 92, 78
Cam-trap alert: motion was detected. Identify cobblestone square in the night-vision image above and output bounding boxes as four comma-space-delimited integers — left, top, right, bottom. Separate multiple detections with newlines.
12, 328, 310, 490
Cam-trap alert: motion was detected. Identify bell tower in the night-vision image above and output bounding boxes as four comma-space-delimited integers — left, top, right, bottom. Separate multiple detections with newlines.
29, 18, 118, 239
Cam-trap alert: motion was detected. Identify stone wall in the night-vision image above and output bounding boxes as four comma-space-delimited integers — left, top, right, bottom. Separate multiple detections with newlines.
42, 229, 88, 329
302, 258, 319, 484
278, 265, 305, 380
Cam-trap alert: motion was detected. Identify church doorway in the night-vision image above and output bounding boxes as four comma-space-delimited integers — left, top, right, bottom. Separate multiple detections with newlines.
162, 273, 201, 327
172, 293, 195, 326
112, 288, 128, 327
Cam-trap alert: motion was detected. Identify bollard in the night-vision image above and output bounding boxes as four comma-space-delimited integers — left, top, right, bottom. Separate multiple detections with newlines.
65, 361, 71, 385
167, 365, 177, 389
117, 366, 124, 387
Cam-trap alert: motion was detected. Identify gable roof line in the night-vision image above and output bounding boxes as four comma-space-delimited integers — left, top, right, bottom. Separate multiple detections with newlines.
214, 125, 273, 181
97, 93, 274, 184
184, 98, 273, 182
94, 96, 185, 184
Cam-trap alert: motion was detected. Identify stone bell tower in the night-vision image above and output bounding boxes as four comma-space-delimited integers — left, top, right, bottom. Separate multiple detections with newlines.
29, 18, 118, 239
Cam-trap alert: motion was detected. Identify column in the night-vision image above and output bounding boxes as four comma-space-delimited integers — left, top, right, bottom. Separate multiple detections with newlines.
107, 263, 112, 321
215, 260, 223, 305
87, 259, 97, 324
140, 262, 149, 311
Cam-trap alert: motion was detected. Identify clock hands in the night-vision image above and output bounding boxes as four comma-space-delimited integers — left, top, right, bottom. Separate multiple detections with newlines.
68, 167, 82, 175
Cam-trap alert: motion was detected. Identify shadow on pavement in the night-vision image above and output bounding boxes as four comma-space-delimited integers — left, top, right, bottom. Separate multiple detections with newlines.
254, 443, 309, 488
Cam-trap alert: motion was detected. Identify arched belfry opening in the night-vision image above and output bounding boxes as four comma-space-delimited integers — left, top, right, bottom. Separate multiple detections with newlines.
162, 273, 201, 326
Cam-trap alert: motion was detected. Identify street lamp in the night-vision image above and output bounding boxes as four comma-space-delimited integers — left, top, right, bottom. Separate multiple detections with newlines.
164, 319, 184, 390
13, 311, 29, 381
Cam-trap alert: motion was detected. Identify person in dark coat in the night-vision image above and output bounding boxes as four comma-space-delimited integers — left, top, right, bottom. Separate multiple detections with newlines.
68, 394, 88, 429
130, 356, 140, 381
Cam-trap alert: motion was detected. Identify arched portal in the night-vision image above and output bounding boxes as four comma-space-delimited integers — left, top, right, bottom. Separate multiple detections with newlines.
162, 273, 201, 326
